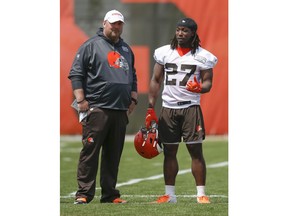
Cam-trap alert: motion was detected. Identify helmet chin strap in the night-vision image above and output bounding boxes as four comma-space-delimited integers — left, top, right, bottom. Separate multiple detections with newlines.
152, 129, 158, 148
156, 144, 163, 153
151, 121, 158, 129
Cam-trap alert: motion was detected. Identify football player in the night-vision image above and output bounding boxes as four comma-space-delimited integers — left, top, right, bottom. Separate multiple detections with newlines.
146, 17, 218, 204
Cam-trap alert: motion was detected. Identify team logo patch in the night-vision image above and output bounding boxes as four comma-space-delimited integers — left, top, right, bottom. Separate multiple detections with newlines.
122, 46, 129, 52
87, 137, 94, 143
107, 51, 129, 72
196, 125, 202, 132
194, 55, 207, 64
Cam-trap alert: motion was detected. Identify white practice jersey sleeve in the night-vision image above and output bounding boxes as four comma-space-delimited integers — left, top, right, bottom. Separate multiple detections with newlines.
154, 45, 218, 109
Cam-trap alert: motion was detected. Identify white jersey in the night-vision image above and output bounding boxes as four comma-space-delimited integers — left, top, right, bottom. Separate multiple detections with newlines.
154, 45, 218, 109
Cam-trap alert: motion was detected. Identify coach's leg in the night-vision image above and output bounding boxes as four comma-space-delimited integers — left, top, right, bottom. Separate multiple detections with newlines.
100, 110, 127, 203
76, 110, 105, 203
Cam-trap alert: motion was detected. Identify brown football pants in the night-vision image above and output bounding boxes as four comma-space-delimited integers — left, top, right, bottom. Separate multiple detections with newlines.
75, 107, 128, 203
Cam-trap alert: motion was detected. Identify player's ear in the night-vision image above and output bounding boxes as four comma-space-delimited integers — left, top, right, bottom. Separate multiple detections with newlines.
103, 21, 106, 27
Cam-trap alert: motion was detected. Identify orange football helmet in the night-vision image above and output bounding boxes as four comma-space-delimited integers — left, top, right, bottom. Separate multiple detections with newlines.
134, 126, 163, 159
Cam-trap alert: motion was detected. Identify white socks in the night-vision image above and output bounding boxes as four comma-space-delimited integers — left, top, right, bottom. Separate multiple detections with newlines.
165, 185, 175, 196
196, 185, 206, 197
165, 185, 206, 197
164, 185, 177, 203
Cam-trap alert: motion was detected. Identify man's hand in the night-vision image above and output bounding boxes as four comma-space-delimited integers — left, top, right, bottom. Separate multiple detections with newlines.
186, 77, 202, 93
127, 102, 136, 115
145, 108, 158, 128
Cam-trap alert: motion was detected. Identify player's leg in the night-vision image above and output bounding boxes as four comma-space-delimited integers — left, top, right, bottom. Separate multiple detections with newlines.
183, 105, 210, 203
151, 143, 178, 203
186, 143, 206, 185
186, 143, 209, 203
163, 144, 179, 186
153, 107, 181, 203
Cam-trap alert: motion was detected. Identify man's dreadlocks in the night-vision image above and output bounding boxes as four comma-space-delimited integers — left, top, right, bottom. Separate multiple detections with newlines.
170, 32, 201, 55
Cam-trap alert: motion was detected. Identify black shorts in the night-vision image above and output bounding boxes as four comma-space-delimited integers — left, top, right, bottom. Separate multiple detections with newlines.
158, 105, 205, 144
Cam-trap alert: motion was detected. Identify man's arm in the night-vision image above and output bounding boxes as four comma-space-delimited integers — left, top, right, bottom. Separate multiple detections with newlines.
148, 62, 164, 108
127, 91, 138, 115
200, 68, 213, 93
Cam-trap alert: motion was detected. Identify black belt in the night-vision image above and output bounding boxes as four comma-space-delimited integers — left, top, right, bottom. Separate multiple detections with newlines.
177, 101, 191, 106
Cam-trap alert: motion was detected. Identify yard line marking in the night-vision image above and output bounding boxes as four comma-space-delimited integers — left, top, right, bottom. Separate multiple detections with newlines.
207, 161, 228, 168
61, 194, 228, 199
121, 194, 228, 198
116, 161, 228, 187
61, 161, 228, 198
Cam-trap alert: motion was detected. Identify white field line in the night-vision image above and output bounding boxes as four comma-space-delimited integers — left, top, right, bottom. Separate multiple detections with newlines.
116, 161, 228, 188
60, 135, 228, 143
62, 194, 228, 199
120, 194, 228, 198
61, 161, 228, 199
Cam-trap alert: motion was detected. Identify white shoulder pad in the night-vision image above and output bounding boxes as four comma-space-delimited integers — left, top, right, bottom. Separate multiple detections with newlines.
194, 47, 218, 69
153, 45, 171, 65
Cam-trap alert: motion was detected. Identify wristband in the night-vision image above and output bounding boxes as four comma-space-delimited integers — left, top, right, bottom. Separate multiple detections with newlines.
131, 97, 138, 105
77, 98, 85, 104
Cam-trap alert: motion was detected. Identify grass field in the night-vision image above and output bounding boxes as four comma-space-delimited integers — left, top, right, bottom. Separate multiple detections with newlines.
60, 136, 228, 216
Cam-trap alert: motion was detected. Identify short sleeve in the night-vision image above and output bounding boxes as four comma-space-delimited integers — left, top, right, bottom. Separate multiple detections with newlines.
194, 48, 218, 70
153, 45, 170, 65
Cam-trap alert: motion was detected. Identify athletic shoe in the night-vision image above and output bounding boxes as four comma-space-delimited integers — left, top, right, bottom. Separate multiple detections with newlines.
197, 196, 210, 204
74, 197, 87, 204
112, 198, 127, 204
151, 195, 177, 203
